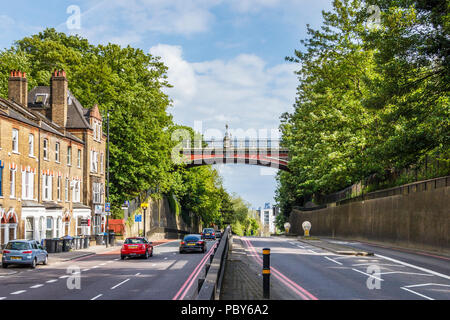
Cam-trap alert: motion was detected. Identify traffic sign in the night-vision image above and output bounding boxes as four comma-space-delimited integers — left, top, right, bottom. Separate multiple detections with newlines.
105, 203, 111, 212
135, 215, 142, 222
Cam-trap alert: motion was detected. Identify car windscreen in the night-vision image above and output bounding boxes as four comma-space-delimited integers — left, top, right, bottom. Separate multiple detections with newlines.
5, 242, 31, 250
203, 229, 214, 232
184, 235, 201, 242
125, 238, 146, 244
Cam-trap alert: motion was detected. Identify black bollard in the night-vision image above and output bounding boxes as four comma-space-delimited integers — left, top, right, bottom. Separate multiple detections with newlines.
262, 248, 270, 299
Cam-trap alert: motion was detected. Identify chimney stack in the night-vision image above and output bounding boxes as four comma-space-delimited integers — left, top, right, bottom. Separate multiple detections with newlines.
51, 69, 68, 128
8, 70, 28, 106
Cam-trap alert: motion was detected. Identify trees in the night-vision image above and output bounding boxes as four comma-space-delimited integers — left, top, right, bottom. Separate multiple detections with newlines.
277, 0, 449, 217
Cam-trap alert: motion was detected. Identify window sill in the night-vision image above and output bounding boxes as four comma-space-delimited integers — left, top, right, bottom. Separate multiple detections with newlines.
12, 151, 20, 155
29, 155, 36, 159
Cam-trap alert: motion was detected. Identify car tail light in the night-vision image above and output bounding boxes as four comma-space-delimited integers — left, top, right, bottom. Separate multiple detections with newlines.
181, 241, 185, 245
3, 250, 10, 254
23, 251, 32, 254
197, 241, 204, 244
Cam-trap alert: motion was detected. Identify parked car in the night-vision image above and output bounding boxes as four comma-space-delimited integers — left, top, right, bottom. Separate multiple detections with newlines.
201, 228, 216, 240
215, 230, 222, 239
179, 234, 206, 254
2, 240, 48, 268
121, 237, 153, 260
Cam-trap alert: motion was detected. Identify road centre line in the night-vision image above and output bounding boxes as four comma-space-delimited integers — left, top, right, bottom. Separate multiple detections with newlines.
91, 294, 103, 300
352, 263, 404, 267
111, 278, 130, 290
375, 254, 450, 280
30, 284, 44, 288
46, 279, 57, 283
379, 271, 434, 276
10, 290, 26, 295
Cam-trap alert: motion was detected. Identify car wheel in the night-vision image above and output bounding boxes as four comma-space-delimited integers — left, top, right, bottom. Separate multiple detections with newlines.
150, 249, 153, 257
31, 258, 37, 269
43, 255, 48, 265
145, 251, 149, 259
2, 263, 7, 269
121, 255, 125, 260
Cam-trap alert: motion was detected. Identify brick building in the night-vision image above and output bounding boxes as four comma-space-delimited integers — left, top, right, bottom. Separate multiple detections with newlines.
0, 70, 106, 246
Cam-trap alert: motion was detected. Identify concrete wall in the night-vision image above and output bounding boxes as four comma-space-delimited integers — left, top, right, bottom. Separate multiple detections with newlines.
289, 186, 450, 255
124, 196, 202, 240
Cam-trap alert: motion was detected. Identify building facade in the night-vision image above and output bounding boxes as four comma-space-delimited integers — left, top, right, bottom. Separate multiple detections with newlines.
259, 203, 278, 235
0, 70, 106, 247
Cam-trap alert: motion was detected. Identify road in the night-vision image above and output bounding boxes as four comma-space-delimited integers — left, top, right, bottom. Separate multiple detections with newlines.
241, 236, 450, 300
0, 239, 217, 300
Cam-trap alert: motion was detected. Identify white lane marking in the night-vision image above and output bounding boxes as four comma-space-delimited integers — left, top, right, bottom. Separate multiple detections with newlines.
91, 294, 103, 300
375, 254, 450, 280
351, 268, 384, 281
380, 271, 434, 276
59, 275, 69, 279
10, 290, 26, 295
297, 245, 305, 249
152, 264, 156, 267
401, 287, 434, 300
307, 249, 317, 253
111, 278, 130, 290
30, 284, 44, 289
46, 279, 57, 283
324, 256, 343, 265
91, 266, 99, 269
333, 256, 358, 260
113, 258, 119, 261
0, 297, 6, 300
404, 283, 450, 289
164, 257, 168, 260
99, 263, 107, 266
82, 269, 90, 272
135, 273, 140, 276
352, 263, 404, 267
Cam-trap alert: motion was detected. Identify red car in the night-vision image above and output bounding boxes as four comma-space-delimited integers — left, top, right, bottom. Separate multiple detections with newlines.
121, 237, 153, 260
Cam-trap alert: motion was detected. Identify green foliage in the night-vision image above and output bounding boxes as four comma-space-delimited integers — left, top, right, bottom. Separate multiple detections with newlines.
277, 0, 449, 217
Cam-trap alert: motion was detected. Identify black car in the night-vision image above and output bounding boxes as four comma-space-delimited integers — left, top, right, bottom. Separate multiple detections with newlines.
201, 228, 216, 240
179, 234, 206, 254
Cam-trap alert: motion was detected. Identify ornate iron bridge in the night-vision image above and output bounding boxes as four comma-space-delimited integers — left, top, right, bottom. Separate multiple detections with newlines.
178, 138, 290, 171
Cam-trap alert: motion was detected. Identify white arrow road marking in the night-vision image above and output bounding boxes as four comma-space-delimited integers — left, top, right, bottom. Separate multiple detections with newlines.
11, 290, 26, 295
30, 284, 44, 289
111, 279, 130, 290
91, 294, 103, 300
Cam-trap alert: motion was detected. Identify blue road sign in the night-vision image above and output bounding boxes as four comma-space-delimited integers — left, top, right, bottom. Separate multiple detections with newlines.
105, 202, 111, 212
135, 215, 142, 222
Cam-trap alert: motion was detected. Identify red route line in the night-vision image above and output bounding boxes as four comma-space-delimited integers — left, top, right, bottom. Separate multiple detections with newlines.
243, 238, 318, 301
172, 242, 217, 300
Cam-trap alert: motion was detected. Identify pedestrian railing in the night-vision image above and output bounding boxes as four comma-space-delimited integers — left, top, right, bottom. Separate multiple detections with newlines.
196, 226, 231, 300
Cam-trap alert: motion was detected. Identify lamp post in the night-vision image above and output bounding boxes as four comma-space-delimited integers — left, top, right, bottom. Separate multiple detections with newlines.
105, 107, 110, 248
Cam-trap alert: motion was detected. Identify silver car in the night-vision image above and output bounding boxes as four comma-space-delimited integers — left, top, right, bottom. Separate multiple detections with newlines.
2, 240, 48, 268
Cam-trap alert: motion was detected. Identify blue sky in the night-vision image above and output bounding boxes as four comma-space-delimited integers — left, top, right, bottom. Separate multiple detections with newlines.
0, 0, 333, 209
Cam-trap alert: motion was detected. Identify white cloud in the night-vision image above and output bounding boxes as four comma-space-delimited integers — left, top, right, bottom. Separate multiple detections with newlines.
150, 44, 298, 133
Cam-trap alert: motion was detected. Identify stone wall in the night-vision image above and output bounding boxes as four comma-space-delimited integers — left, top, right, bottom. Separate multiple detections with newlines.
290, 186, 450, 255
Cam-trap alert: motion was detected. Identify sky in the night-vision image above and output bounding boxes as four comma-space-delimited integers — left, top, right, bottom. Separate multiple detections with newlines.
0, 0, 333, 209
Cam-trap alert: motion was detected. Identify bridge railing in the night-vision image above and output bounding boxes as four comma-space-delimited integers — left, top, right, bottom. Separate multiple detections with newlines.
180, 139, 283, 149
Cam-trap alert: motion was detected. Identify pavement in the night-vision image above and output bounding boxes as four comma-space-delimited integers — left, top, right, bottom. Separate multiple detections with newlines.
0, 238, 218, 300
220, 236, 450, 300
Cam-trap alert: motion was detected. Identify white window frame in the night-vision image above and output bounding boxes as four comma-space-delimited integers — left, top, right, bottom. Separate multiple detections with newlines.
12, 129, 19, 153
28, 134, 34, 157
55, 142, 60, 162
67, 146, 72, 165
57, 176, 61, 201
43, 139, 49, 160
77, 149, 81, 168
10, 168, 16, 198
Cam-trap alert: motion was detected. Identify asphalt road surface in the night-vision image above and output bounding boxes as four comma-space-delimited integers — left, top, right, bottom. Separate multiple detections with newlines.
241, 236, 450, 300
0, 239, 217, 300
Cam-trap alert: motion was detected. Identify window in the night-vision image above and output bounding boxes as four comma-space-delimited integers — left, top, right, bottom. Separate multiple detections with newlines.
67, 146, 72, 165
57, 176, 61, 201
10, 168, 16, 198
56, 217, 62, 238
55, 142, 60, 162
93, 182, 103, 204
46, 217, 53, 239
25, 217, 34, 240
43, 139, 49, 160
39, 216, 45, 240
21, 170, 34, 200
42, 174, 52, 201
100, 153, 104, 173
0, 161, 3, 197
91, 151, 98, 173
72, 180, 80, 203
12, 129, 19, 153
65, 178, 69, 202
77, 149, 81, 168
28, 134, 34, 156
